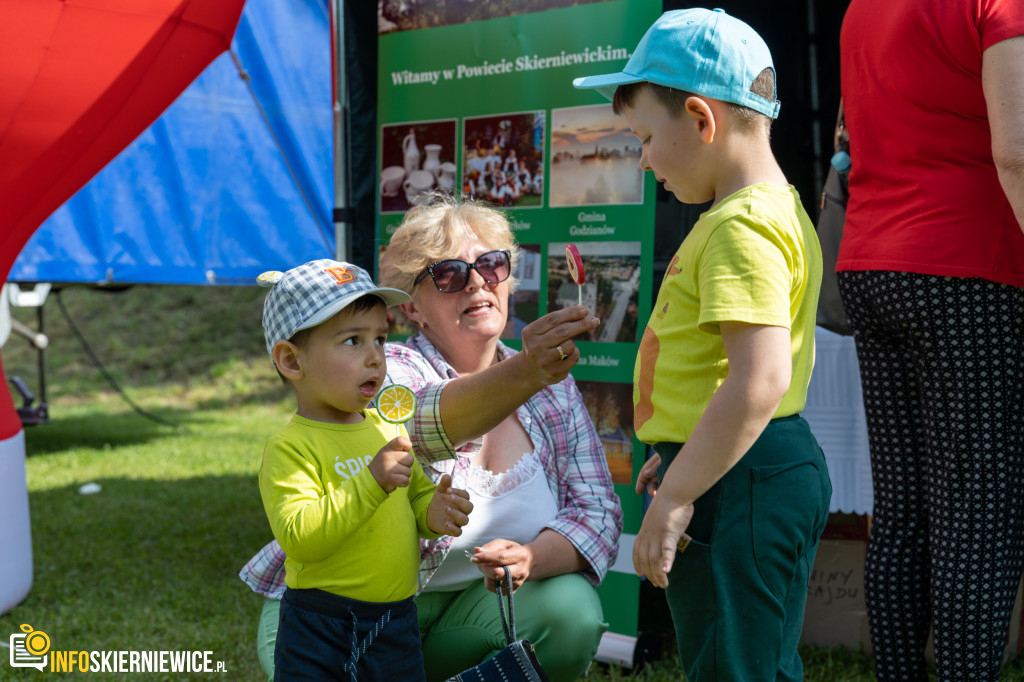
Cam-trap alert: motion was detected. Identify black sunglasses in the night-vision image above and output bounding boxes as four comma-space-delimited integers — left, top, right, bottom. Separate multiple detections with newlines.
413, 249, 512, 293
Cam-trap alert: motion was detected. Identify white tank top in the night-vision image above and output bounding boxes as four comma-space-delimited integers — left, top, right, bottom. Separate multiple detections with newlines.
425, 451, 558, 591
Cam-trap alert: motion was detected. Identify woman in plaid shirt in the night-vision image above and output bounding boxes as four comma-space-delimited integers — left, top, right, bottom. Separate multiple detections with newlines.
242, 196, 623, 682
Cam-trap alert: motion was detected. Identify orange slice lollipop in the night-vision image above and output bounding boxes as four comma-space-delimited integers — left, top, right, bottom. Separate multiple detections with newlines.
377, 384, 417, 425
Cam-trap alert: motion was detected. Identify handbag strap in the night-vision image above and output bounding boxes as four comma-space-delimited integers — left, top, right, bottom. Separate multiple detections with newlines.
495, 565, 516, 644
833, 98, 848, 154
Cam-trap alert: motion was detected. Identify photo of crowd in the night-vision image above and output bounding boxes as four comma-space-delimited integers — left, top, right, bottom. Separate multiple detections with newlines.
462, 111, 546, 208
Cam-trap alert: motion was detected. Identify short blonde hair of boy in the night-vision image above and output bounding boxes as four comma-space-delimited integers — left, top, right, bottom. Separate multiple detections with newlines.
380, 194, 520, 306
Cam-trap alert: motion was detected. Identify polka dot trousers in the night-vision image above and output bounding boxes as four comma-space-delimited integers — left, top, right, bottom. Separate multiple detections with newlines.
838, 270, 1024, 682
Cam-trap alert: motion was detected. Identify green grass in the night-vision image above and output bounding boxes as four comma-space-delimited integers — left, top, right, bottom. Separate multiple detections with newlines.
2, 285, 285, 681
2, 285, 1024, 680
1, 402, 283, 681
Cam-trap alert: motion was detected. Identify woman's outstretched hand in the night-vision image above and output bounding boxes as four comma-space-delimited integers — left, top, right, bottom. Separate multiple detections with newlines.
519, 306, 600, 385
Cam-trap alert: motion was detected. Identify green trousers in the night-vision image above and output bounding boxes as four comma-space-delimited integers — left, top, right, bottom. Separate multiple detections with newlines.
655, 414, 832, 682
256, 572, 606, 682
417, 573, 606, 682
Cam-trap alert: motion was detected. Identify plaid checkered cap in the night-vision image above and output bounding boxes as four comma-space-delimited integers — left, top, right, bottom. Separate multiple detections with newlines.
259, 259, 410, 358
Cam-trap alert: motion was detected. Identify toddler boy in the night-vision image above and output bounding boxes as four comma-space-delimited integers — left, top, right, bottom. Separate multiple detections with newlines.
258, 259, 472, 681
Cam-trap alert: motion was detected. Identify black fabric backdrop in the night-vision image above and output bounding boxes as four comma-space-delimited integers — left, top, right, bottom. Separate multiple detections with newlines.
344, 1, 851, 282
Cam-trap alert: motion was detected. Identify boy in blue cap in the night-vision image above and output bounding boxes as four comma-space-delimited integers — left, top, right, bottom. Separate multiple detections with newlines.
575, 9, 831, 681
258, 259, 473, 681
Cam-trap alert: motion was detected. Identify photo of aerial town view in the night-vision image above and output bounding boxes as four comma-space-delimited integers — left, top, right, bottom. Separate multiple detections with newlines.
577, 379, 635, 485
547, 241, 641, 343
548, 104, 644, 207
502, 243, 541, 340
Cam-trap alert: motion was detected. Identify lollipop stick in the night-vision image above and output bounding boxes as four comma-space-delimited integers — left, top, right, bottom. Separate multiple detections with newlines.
578, 285, 582, 307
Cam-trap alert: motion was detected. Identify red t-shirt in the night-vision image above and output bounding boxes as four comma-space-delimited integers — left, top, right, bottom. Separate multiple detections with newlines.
837, 0, 1024, 288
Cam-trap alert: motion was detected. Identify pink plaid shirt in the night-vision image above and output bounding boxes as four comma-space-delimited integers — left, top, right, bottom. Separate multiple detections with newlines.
240, 335, 622, 598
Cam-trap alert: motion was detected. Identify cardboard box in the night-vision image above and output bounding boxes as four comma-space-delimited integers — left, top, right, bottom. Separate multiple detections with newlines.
802, 537, 872, 654
801, 513, 1024, 663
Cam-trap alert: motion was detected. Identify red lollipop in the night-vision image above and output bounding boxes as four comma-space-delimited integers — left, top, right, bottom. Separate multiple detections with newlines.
565, 244, 585, 306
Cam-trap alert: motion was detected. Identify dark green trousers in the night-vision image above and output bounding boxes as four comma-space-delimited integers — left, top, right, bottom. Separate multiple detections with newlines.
654, 414, 832, 682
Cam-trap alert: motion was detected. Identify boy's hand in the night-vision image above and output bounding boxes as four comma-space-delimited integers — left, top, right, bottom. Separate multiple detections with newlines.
632, 495, 695, 589
368, 436, 414, 494
635, 453, 662, 497
426, 474, 473, 536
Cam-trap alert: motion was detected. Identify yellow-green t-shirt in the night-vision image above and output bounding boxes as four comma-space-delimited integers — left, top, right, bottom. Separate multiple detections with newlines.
634, 184, 822, 445
259, 410, 439, 602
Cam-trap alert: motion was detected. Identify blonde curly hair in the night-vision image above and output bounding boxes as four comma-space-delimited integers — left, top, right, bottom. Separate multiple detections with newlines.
380, 195, 520, 320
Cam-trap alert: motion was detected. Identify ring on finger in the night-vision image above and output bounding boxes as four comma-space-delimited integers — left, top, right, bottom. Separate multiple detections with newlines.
555, 344, 568, 361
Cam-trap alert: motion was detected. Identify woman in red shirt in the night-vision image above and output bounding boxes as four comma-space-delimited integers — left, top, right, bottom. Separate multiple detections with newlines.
838, 0, 1024, 679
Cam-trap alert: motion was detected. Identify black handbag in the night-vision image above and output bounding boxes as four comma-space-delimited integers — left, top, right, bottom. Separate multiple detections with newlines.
816, 100, 853, 336
446, 566, 551, 682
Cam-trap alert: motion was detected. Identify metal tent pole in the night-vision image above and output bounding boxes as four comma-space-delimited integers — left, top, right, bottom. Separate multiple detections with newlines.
806, 0, 824, 200
331, 0, 352, 262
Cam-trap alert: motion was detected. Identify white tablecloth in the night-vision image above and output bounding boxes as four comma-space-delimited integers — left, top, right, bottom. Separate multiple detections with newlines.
803, 327, 874, 515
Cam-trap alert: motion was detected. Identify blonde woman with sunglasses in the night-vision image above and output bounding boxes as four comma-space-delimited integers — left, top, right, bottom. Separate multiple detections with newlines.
241, 195, 623, 682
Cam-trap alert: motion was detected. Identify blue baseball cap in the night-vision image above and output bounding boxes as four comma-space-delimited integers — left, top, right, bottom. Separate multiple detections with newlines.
572, 8, 780, 119
259, 259, 409, 359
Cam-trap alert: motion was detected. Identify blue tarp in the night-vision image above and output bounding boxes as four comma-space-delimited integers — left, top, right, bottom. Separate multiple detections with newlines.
8, 0, 334, 286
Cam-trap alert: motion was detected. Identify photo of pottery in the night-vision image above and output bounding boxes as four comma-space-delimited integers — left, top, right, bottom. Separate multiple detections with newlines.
463, 111, 545, 209
547, 241, 641, 343
576, 379, 636, 485
380, 119, 458, 214
550, 104, 644, 207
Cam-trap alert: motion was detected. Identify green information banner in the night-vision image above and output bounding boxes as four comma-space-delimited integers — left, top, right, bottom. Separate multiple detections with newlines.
377, 0, 660, 639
